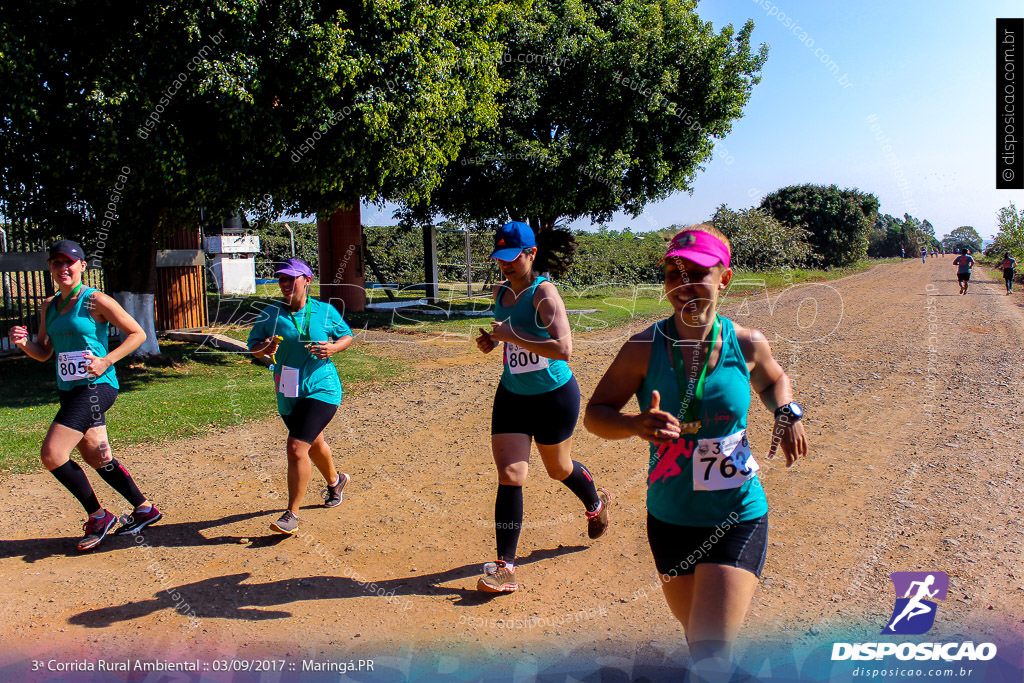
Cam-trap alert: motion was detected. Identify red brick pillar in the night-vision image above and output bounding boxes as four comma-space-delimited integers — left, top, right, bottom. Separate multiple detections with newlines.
317, 204, 365, 313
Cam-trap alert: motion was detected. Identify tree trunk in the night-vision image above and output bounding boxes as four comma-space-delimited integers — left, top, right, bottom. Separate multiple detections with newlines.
103, 217, 162, 357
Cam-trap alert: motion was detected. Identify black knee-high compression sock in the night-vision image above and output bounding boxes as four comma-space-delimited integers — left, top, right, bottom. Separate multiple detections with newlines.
95, 459, 147, 508
559, 461, 601, 512
494, 484, 523, 564
51, 461, 101, 515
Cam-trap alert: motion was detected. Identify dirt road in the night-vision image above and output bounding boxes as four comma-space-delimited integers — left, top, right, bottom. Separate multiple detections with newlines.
1, 260, 1022, 680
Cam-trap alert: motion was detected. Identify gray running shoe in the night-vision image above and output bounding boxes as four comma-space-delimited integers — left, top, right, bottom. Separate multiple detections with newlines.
323, 473, 351, 508
477, 560, 518, 593
270, 510, 300, 535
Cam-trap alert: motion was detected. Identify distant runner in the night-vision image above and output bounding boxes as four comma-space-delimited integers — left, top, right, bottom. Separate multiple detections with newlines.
1000, 252, 1017, 295
921, 247, 927, 264
953, 248, 975, 295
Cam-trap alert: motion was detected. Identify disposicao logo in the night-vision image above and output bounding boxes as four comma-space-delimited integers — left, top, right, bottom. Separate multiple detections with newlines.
883, 571, 948, 635
831, 570, 997, 663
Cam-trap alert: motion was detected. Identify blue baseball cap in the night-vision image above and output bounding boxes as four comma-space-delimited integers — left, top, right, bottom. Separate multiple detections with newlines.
490, 221, 536, 261
275, 258, 313, 278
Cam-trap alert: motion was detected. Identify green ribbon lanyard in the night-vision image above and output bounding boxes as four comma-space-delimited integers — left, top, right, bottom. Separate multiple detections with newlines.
667, 314, 720, 424
287, 302, 312, 342
51, 282, 83, 318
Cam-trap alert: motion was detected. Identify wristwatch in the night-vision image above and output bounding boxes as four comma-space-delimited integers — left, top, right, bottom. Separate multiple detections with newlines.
774, 401, 804, 421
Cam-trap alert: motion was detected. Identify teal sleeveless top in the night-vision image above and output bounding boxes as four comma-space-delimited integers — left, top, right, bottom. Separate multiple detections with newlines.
494, 276, 573, 395
637, 316, 767, 526
46, 287, 118, 391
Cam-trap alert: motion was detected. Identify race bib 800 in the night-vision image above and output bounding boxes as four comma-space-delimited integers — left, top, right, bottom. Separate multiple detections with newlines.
504, 341, 549, 375
692, 429, 759, 491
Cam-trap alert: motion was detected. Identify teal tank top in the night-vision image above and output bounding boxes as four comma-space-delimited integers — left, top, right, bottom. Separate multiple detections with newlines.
637, 316, 767, 526
46, 287, 118, 391
494, 276, 573, 395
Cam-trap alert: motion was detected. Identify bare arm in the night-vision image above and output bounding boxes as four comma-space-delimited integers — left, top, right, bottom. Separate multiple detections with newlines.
87, 292, 146, 374
488, 281, 572, 361
584, 329, 681, 444
8, 298, 55, 361
737, 324, 806, 465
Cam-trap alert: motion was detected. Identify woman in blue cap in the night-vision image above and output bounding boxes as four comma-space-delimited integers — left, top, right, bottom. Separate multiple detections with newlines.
585, 224, 806, 675
248, 258, 354, 535
473, 221, 610, 593
8, 240, 160, 550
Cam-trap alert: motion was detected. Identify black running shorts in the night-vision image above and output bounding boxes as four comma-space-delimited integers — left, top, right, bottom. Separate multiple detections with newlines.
281, 398, 338, 444
491, 376, 580, 446
647, 512, 769, 579
957, 272, 971, 282
53, 383, 118, 434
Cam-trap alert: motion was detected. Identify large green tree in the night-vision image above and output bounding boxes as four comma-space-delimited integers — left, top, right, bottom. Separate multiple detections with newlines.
868, 213, 939, 257
759, 184, 879, 267
941, 226, 983, 254
0, 0, 510, 353
987, 203, 1024, 258
400, 0, 767, 256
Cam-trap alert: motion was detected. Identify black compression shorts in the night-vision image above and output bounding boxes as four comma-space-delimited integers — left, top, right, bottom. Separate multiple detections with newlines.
53, 384, 118, 434
491, 375, 580, 446
647, 512, 768, 579
281, 398, 338, 444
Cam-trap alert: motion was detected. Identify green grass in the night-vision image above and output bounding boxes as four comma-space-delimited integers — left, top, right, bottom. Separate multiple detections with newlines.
0, 339, 407, 474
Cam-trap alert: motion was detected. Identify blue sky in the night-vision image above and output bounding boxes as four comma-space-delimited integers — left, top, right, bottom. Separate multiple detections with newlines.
362, 1, 1024, 239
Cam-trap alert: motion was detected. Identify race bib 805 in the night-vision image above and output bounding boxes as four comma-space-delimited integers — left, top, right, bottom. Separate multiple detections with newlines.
57, 350, 90, 382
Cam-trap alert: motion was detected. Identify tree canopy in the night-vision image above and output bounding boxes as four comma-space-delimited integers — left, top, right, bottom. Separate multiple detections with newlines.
868, 213, 939, 257
987, 203, 1024, 258
759, 184, 879, 267
399, 0, 767, 238
0, 0, 513, 293
941, 226, 983, 254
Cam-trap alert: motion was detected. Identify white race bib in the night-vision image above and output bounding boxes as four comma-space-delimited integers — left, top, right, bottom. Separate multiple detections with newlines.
692, 430, 759, 491
57, 350, 91, 382
504, 342, 549, 375
278, 365, 300, 398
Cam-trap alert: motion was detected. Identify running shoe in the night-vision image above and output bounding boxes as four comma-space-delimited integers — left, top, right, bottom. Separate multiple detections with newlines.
477, 560, 518, 593
270, 510, 300, 535
586, 488, 612, 540
323, 472, 351, 508
114, 505, 163, 535
78, 510, 116, 551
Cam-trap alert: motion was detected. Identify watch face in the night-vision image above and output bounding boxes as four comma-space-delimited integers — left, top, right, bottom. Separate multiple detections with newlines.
789, 402, 803, 419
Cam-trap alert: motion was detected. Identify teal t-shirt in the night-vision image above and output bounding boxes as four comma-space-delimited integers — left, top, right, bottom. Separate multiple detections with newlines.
636, 316, 768, 526
46, 287, 118, 391
493, 276, 573, 395
247, 298, 353, 415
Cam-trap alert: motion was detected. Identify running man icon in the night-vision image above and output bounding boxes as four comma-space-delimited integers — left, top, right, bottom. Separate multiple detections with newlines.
882, 571, 949, 635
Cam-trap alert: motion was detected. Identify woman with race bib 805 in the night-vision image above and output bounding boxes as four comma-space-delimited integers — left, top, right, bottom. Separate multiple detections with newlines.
584, 225, 806, 674
473, 221, 610, 593
7, 240, 160, 551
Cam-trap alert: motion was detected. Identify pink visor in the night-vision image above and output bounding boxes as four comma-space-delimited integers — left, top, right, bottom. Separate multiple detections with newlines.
661, 230, 730, 269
